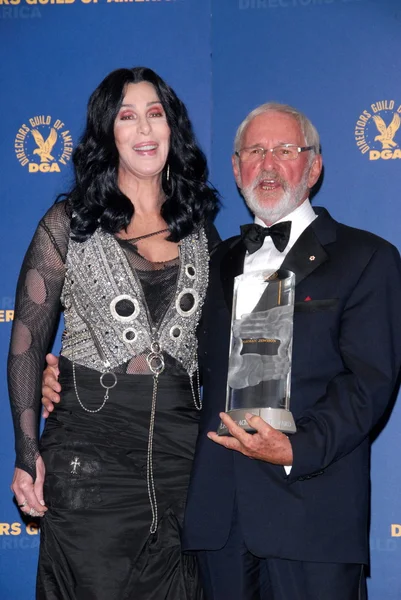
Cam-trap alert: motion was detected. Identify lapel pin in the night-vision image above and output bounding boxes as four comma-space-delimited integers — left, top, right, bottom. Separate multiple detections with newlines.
309, 255, 316, 261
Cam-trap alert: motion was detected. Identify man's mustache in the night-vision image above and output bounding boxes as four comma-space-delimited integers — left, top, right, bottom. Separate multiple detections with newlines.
251, 170, 288, 191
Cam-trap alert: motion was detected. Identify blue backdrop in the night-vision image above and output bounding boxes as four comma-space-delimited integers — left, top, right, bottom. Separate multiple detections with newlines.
1, 0, 401, 597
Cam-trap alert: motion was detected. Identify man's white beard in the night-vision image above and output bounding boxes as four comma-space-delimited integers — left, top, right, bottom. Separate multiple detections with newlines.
242, 169, 310, 224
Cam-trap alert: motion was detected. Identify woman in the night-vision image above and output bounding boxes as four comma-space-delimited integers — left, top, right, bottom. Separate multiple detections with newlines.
8, 66, 219, 599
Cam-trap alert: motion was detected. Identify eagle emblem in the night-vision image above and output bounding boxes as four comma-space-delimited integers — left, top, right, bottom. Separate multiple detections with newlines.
31, 128, 58, 162
372, 113, 401, 149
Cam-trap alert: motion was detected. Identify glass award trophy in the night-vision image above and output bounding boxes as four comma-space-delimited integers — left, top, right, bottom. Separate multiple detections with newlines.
218, 269, 296, 436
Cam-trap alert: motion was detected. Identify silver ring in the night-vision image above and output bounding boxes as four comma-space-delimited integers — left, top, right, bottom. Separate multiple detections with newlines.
110, 294, 140, 322
176, 288, 199, 317
122, 327, 137, 343
185, 263, 196, 279
18, 500, 27, 508
169, 325, 182, 340
100, 371, 118, 390
146, 344, 165, 375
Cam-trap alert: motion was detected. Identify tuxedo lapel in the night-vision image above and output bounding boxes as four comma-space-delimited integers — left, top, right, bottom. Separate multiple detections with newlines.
281, 207, 337, 286
281, 224, 328, 286
220, 237, 246, 312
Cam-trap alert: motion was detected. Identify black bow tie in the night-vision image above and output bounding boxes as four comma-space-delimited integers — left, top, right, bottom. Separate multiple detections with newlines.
240, 221, 292, 254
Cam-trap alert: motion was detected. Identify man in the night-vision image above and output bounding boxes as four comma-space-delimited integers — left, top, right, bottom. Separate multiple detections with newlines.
181, 103, 401, 599
43, 103, 401, 599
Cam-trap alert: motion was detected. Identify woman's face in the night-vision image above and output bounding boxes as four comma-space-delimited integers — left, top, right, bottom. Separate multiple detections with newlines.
114, 81, 171, 182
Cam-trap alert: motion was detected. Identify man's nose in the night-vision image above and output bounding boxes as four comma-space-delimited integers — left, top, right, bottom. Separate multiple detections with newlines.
261, 149, 276, 169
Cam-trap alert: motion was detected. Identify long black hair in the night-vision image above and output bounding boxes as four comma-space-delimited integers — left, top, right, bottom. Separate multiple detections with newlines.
64, 66, 219, 242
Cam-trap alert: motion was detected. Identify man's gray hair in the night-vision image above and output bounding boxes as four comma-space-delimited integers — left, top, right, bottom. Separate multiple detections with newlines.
233, 102, 321, 156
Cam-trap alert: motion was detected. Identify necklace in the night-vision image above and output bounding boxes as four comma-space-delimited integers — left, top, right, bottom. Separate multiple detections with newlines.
123, 228, 169, 244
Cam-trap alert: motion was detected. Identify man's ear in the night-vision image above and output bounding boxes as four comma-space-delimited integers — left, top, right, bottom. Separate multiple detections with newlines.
307, 154, 323, 188
232, 154, 242, 188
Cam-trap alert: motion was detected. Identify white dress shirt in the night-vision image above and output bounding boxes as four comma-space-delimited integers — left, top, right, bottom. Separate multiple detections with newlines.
243, 199, 317, 275
242, 199, 317, 474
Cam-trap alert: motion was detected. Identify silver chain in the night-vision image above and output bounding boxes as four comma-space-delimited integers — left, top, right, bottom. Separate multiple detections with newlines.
72, 361, 117, 413
190, 367, 202, 411
147, 374, 159, 534
145, 340, 165, 533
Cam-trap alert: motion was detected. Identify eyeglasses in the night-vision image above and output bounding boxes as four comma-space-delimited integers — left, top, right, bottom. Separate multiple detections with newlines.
235, 144, 316, 163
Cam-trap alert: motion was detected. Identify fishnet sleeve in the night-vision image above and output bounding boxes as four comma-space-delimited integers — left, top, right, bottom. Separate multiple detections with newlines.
8, 201, 70, 480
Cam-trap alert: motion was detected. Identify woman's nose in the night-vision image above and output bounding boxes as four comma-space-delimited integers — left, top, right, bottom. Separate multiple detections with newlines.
138, 117, 151, 135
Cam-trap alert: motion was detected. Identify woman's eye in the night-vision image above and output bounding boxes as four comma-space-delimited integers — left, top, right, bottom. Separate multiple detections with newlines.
148, 110, 163, 118
120, 113, 135, 121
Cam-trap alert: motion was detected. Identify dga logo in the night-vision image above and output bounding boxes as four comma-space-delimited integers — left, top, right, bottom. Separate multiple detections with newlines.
355, 100, 401, 161
14, 116, 73, 173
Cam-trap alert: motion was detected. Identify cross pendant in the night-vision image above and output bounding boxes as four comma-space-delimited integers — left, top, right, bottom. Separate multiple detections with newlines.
70, 456, 81, 474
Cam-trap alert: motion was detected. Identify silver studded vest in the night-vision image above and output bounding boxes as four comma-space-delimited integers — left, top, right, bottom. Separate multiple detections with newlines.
60, 227, 209, 375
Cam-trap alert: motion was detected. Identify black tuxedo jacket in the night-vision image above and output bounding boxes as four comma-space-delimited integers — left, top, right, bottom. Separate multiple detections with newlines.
183, 207, 401, 564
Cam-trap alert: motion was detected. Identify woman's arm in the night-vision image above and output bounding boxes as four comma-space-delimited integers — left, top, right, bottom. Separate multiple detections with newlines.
8, 202, 69, 514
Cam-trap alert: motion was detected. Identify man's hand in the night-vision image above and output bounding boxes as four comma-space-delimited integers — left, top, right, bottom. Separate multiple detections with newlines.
41, 353, 61, 418
11, 456, 47, 517
207, 412, 293, 465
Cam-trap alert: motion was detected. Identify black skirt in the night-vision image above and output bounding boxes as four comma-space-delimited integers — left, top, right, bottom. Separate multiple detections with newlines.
37, 357, 203, 600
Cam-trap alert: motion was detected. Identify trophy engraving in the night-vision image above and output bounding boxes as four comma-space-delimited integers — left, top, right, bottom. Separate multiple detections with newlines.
218, 269, 296, 436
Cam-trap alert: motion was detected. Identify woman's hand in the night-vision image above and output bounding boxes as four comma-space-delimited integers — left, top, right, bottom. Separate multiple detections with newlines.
11, 456, 47, 517
41, 353, 61, 418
